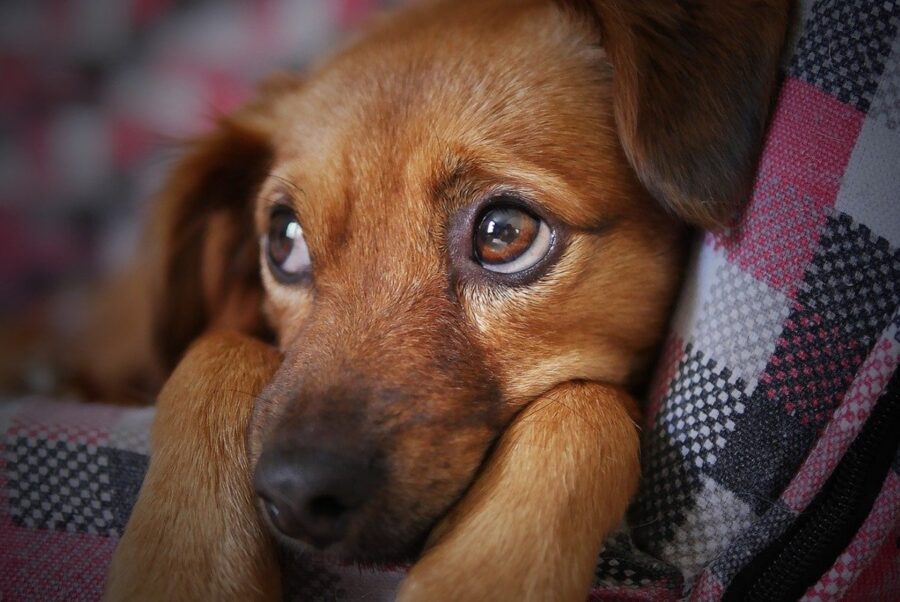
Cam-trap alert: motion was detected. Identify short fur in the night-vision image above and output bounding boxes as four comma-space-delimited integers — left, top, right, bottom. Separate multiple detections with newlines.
101, 0, 790, 599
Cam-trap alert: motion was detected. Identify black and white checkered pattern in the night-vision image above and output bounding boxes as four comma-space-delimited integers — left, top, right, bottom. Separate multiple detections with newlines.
791, 0, 900, 110
869, 33, 900, 128
650, 347, 749, 471
594, 530, 683, 589
6, 437, 118, 536
693, 261, 792, 393
798, 212, 900, 346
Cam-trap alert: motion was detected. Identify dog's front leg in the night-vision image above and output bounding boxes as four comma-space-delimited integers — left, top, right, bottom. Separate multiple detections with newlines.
399, 381, 640, 602
105, 331, 281, 602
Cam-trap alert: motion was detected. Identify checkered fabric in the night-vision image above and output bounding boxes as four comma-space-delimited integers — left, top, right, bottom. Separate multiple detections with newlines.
0, 399, 151, 600
2, 0, 899, 600
613, 0, 900, 598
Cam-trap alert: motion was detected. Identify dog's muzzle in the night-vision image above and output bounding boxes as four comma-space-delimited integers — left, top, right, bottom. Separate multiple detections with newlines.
253, 437, 382, 549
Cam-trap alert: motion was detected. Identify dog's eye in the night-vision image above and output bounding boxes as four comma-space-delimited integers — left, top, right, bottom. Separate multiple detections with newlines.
474, 204, 551, 274
265, 206, 311, 282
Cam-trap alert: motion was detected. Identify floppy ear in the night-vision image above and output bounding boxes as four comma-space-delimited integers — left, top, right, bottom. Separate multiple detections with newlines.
589, 0, 791, 228
151, 75, 301, 370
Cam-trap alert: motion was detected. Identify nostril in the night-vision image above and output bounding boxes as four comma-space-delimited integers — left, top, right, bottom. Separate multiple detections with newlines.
309, 494, 348, 520
253, 445, 381, 548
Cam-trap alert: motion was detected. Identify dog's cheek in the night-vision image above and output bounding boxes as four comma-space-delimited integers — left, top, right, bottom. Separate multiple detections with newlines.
460, 226, 684, 399
259, 270, 315, 348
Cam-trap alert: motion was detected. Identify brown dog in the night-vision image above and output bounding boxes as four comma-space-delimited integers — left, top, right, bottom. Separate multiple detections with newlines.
101, 0, 790, 599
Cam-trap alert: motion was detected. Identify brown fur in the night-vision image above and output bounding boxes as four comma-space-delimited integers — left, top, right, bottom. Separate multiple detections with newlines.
105, 333, 281, 601
399, 382, 640, 600
102, 0, 790, 599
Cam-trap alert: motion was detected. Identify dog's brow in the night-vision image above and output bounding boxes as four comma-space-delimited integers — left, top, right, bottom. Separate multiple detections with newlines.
267, 173, 305, 198
429, 157, 478, 212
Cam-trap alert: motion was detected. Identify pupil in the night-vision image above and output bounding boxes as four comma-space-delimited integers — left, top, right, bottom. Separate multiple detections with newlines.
495, 221, 520, 244
484, 211, 523, 249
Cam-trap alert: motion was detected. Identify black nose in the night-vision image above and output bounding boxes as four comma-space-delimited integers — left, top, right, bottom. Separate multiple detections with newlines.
253, 446, 378, 548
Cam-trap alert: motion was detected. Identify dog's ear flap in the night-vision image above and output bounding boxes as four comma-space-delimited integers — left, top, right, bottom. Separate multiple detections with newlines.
151, 74, 301, 370
588, 0, 790, 228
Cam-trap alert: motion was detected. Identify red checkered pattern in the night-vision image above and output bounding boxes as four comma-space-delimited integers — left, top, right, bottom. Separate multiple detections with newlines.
802, 471, 900, 600
718, 80, 863, 298
1, 522, 118, 601
842, 524, 900, 600
782, 333, 898, 512
2, 1, 899, 600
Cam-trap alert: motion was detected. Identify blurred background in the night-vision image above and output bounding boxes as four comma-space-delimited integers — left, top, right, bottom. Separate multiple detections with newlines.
0, 0, 389, 326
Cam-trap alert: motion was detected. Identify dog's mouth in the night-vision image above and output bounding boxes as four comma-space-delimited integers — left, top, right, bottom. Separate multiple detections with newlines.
245, 334, 507, 564
251, 455, 484, 565
254, 494, 432, 565
248, 404, 502, 565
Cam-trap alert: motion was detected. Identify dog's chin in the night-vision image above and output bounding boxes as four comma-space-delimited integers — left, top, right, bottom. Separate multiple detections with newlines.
275, 533, 425, 567
256, 500, 431, 566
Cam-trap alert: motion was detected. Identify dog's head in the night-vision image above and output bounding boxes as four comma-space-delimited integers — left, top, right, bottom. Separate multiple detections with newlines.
151, 0, 788, 562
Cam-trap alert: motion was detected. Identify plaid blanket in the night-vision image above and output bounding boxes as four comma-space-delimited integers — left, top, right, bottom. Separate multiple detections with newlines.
2, 0, 899, 600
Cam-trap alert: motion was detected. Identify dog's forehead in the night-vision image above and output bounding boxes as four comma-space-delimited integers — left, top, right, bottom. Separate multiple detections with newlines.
279, 3, 620, 194
258, 0, 641, 283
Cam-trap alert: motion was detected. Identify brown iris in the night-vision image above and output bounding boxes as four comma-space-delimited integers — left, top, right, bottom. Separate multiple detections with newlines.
474, 206, 539, 265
